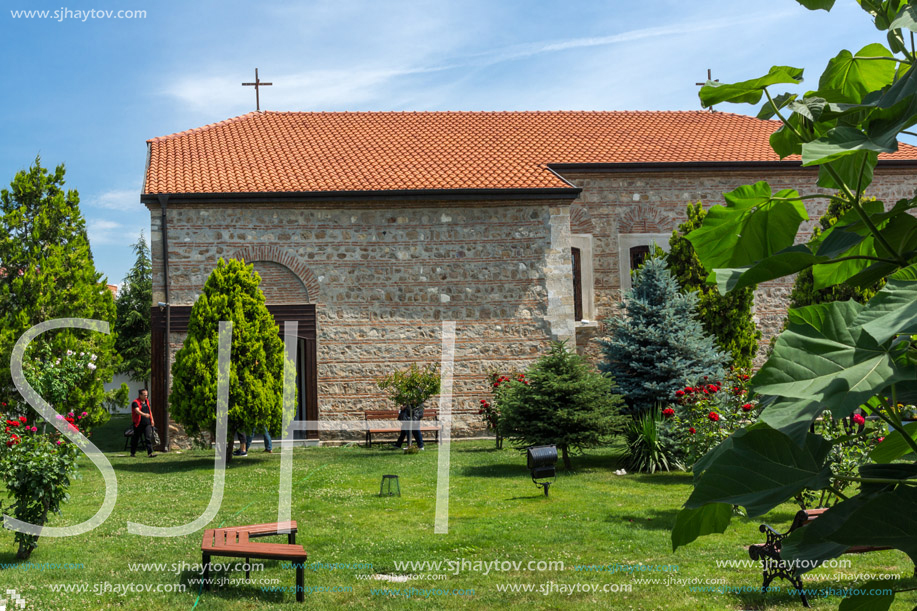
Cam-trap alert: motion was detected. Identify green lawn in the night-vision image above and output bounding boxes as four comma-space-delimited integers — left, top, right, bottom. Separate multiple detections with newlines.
0, 422, 914, 610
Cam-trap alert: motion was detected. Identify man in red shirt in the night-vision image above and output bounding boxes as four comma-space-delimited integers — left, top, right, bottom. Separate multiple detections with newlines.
130, 389, 156, 457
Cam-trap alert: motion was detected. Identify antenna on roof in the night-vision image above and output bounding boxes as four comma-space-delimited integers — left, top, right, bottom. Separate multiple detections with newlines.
695, 69, 718, 113
242, 68, 272, 112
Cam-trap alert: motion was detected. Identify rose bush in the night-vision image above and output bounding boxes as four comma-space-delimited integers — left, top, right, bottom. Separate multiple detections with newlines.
665, 369, 759, 468
478, 372, 527, 449
0, 409, 84, 559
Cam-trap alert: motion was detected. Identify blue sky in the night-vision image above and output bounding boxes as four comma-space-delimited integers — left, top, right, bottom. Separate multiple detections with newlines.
0, 0, 891, 285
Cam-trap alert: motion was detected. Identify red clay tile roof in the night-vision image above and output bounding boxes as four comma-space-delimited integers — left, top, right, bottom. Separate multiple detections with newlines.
144, 111, 917, 195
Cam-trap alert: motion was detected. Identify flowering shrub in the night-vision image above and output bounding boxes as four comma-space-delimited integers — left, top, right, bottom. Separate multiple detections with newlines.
796, 410, 883, 510
0, 410, 84, 559
478, 372, 527, 449
20, 345, 108, 431
664, 369, 758, 468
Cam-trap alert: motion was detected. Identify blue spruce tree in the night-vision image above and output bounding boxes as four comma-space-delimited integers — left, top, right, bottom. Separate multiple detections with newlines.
598, 256, 725, 414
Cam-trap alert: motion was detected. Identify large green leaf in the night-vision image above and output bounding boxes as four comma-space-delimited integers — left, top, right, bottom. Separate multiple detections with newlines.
816, 150, 877, 190
759, 397, 828, 445
809, 201, 901, 290
685, 426, 832, 516
788, 96, 828, 121
889, 4, 917, 32
670, 503, 732, 552
781, 493, 873, 572
838, 583, 895, 611
686, 182, 808, 271
752, 301, 915, 420
811, 200, 884, 258
699, 66, 804, 107
869, 421, 917, 462
856, 263, 917, 343
783, 487, 917, 565
795, 0, 835, 10
757, 92, 797, 120
801, 126, 896, 166
819, 44, 897, 104
712, 245, 826, 294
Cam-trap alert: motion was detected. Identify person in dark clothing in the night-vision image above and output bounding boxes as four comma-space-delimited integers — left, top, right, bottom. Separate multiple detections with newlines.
393, 404, 425, 450
130, 389, 156, 457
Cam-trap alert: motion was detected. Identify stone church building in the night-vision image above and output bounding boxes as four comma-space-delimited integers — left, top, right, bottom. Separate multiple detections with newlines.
141, 110, 917, 445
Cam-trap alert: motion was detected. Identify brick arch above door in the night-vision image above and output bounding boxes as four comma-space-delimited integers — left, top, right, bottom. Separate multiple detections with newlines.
228, 245, 319, 303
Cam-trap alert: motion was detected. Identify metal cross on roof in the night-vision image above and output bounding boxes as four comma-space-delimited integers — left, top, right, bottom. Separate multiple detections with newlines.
695, 68, 718, 87
242, 68, 272, 112
696, 69, 719, 112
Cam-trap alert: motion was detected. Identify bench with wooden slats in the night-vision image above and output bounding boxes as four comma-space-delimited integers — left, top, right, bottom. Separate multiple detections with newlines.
749, 508, 909, 608
222, 520, 297, 544
201, 522, 307, 603
364, 409, 440, 447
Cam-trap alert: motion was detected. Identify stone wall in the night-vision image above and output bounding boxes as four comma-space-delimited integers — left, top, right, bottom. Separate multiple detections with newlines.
562, 167, 917, 364
149, 199, 575, 437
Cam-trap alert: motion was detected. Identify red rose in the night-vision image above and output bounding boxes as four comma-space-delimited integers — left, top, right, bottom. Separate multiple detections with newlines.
662, 408, 675, 417
18, 416, 26, 423
742, 403, 753, 412
878, 437, 885, 443
523, 380, 530, 385
10, 421, 19, 428
708, 412, 720, 422
675, 390, 685, 397
689, 427, 696, 434
685, 387, 693, 393
852, 414, 865, 425
703, 376, 708, 381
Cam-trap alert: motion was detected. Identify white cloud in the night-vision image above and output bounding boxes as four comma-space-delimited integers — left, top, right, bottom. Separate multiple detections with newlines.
87, 189, 141, 211
87, 219, 127, 246
163, 8, 796, 115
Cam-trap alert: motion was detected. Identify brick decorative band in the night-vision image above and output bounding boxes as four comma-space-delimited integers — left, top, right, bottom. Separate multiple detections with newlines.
228, 245, 320, 301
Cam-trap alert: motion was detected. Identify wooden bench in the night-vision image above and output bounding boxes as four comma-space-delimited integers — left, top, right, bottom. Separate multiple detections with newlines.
749, 508, 906, 607
364, 409, 440, 447
201, 521, 306, 603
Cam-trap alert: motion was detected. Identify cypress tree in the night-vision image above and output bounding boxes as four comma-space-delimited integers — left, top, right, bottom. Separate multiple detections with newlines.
114, 233, 152, 387
598, 255, 725, 414
0, 158, 118, 427
666, 201, 759, 368
170, 259, 287, 458
497, 342, 627, 469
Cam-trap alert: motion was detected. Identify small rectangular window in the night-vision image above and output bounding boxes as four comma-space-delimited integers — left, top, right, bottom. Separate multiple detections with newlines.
572, 247, 583, 321
629, 244, 651, 271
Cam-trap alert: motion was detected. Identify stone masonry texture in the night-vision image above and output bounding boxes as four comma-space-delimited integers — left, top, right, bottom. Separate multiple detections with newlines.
149, 167, 917, 439
150, 199, 574, 438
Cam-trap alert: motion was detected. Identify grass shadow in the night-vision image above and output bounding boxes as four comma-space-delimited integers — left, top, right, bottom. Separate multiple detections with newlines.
112, 457, 230, 474
0, 550, 21, 567
605, 508, 680, 531
627, 472, 693, 486
460, 463, 528, 478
